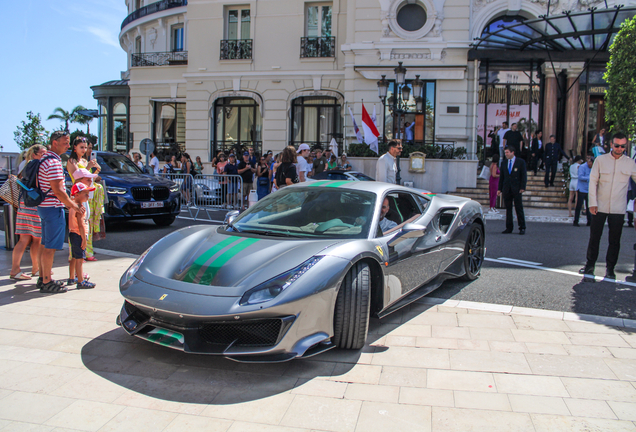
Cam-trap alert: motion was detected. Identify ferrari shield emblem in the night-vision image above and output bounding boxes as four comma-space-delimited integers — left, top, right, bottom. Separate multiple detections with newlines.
159, 294, 168, 301
376, 246, 384, 257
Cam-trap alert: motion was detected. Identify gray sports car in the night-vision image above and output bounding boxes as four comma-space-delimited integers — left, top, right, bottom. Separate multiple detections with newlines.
117, 180, 485, 362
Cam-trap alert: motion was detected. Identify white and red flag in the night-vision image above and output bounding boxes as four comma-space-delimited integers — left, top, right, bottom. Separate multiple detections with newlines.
362, 103, 380, 154
348, 106, 363, 144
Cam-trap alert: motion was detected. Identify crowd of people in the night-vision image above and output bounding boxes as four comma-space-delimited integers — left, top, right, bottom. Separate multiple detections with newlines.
207, 144, 352, 210
10, 132, 105, 293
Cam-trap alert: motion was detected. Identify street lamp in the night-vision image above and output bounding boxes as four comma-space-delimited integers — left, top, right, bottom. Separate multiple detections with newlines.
377, 63, 425, 185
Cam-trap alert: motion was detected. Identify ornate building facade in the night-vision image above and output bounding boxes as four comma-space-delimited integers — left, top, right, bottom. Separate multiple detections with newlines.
94, 0, 635, 164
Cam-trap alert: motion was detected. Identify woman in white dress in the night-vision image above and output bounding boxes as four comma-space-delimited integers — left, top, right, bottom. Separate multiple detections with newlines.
568, 156, 583, 218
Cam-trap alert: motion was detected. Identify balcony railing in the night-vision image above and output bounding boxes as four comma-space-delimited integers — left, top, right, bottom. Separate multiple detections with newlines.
300, 36, 336, 58
121, 0, 188, 30
220, 39, 253, 60
131, 51, 188, 67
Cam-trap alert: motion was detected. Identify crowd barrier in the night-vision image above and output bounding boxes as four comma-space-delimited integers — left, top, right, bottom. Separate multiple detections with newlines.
157, 173, 244, 221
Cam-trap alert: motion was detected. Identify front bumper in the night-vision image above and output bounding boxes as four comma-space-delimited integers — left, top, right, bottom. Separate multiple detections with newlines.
106, 192, 181, 219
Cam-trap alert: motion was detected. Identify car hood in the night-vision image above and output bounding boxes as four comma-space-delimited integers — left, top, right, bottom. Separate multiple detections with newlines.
101, 173, 174, 187
136, 225, 345, 296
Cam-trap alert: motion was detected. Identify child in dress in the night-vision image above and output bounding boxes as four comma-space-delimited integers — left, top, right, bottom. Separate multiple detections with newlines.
68, 182, 96, 289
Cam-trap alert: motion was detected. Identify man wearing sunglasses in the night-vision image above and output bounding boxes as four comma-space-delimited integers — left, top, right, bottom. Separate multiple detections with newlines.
581, 132, 636, 280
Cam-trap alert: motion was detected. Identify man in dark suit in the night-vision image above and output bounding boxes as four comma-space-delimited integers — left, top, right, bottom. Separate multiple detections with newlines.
544, 135, 569, 187
530, 130, 543, 174
498, 146, 527, 235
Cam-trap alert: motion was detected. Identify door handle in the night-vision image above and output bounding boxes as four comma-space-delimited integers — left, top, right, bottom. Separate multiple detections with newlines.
435, 236, 442, 242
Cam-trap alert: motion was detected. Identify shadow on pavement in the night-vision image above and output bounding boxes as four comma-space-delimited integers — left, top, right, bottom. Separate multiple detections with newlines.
79, 303, 428, 405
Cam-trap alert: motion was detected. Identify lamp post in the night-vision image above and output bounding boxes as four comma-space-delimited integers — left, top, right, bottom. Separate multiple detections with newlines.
377, 62, 424, 185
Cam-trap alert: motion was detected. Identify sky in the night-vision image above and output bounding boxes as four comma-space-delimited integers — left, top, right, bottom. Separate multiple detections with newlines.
1, 0, 128, 153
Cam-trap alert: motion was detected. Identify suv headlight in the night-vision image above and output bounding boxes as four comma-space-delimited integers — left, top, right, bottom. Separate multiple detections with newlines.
107, 186, 127, 195
240, 257, 322, 305
121, 245, 155, 288
169, 184, 179, 193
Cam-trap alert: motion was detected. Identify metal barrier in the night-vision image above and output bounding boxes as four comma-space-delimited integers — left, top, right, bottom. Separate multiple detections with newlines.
158, 173, 244, 221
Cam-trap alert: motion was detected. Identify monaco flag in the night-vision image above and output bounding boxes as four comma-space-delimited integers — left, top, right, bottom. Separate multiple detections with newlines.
362, 104, 380, 154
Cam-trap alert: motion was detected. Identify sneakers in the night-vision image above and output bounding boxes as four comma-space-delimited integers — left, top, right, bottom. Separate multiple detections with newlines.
77, 280, 96, 289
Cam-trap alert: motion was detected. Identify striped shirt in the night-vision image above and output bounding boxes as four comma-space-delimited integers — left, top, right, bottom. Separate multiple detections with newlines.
38, 152, 65, 208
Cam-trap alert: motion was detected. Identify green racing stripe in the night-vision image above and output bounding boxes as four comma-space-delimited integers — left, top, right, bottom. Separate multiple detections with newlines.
198, 238, 261, 285
323, 181, 351, 188
182, 236, 241, 283
306, 180, 331, 187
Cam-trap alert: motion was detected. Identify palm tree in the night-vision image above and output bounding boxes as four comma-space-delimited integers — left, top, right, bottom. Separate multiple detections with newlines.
71, 105, 94, 134
47, 107, 73, 132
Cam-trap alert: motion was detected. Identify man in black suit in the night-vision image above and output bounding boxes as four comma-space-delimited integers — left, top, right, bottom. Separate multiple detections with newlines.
498, 146, 527, 235
544, 135, 569, 187
530, 130, 543, 174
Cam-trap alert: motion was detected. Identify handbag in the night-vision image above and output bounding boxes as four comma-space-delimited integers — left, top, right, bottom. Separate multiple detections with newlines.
0, 175, 22, 209
479, 166, 491, 181
92, 215, 106, 241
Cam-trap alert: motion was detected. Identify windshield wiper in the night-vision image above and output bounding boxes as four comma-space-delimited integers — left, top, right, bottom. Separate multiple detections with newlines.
226, 221, 242, 233
240, 229, 293, 237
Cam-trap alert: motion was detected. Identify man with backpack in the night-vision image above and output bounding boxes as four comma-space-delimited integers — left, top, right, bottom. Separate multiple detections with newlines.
34, 131, 84, 293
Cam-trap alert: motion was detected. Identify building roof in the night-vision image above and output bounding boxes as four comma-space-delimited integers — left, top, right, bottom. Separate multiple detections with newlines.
473, 6, 636, 52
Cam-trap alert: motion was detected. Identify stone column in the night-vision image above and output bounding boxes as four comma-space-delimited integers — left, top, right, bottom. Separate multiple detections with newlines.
564, 63, 585, 155
542, 63, 558, 139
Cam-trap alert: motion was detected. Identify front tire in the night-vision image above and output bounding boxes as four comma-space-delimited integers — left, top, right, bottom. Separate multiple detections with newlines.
333, 262, 371, 350
461, 223, 484, 280
153, 215, 176, 226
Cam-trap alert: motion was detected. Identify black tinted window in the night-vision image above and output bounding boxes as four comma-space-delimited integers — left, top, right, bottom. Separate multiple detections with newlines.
97, 154, 142, 174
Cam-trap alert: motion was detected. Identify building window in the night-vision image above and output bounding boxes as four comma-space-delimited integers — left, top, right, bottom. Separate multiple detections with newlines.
113, 103, 128, 152
153, 102, 186, 158
291, 97, 342, 149
135, 0, 142, 11
301, 3, 334, 57
221, 7, 252, 59
383, 80, 435, 143
135, 36, 142, 54
396, 2, 427, 32
172, 25, 184, 52
212, 98, 262, 156
227, 8, 250, 40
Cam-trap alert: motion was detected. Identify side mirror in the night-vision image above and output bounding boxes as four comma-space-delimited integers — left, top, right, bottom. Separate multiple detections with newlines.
388, 223, 427, 247
224, 210, 240, 225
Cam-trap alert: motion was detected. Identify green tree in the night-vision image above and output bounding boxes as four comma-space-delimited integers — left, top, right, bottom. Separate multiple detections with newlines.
14, 111, 48, 150
71, 105, 95, 134
604, 16, 636, 138
47, 107, 73, 131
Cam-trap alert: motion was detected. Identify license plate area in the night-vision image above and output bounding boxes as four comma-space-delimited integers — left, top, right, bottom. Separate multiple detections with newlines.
141, 201, 164, 208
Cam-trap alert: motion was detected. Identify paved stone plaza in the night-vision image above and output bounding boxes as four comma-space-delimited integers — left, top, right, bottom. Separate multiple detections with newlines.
0, 248, 635, 431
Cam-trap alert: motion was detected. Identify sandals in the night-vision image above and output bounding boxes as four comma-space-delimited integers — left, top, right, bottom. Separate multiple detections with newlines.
85, 257, 98, 262
39, 280, 68, 293
77, 280, 96, 289
10, 272, 31, 281
67, 274, 90, 285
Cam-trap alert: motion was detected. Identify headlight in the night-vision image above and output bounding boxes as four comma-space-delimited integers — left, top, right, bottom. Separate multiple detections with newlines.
169, 184, 179, 193
107, 186, 127, 195
240, 257, 323, 305
121, 245, 154, 288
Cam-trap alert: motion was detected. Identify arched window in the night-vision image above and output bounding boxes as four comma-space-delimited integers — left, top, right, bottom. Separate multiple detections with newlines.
480, 15, 532, 41
212, 97, 262, 156
290, 96, 341, 149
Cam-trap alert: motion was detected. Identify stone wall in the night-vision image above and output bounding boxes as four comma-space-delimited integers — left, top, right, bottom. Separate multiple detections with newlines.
348, 157, 477, 193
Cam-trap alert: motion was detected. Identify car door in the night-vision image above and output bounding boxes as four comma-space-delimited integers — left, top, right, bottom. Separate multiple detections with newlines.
378, 192, 440, 306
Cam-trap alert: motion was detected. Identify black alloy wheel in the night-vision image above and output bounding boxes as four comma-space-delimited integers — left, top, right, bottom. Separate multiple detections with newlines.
461, 223, 484, 281
333, 262, 371, 350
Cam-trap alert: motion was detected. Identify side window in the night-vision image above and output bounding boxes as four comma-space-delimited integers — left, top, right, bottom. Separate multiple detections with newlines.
376, 192, 422, 238
437, 208, 458, 234
328, 173, 346, 180
412, 194, 430, 213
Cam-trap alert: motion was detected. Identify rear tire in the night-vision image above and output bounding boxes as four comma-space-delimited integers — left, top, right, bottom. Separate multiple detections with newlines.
461, 223, 484, 281
153, 215, 176, 226
333, 262, 371, 350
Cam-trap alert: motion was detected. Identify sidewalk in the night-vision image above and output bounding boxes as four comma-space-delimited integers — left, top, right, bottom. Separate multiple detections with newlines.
0, 247, 635, 431
484, 208, 585, 224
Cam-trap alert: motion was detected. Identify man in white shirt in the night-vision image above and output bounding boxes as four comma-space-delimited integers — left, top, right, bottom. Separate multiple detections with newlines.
497, 122, 510, 162
375, 140, 402, 184
296, 143, 311, 182
149, 151, 160, 174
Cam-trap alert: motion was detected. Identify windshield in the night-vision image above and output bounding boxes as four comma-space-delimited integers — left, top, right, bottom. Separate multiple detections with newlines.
231, 187, 376, 239
350, 172, 375, 181
97, 154, 142, 174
